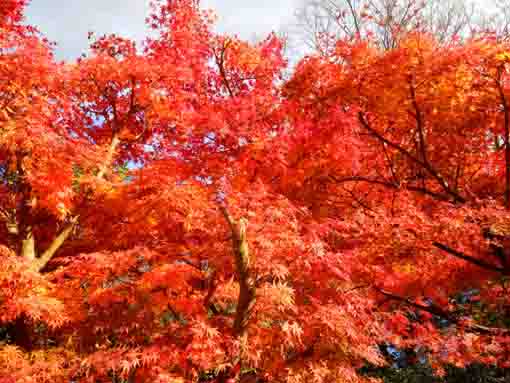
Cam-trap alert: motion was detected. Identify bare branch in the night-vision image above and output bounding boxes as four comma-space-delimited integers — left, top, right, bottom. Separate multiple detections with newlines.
291, 0, 485, 53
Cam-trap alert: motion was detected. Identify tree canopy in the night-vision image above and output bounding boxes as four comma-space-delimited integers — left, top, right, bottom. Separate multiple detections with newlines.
1, 1, 510, 382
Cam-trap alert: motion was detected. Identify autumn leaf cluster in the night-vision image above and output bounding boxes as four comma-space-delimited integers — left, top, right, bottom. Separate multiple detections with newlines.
1, 1, 510, 382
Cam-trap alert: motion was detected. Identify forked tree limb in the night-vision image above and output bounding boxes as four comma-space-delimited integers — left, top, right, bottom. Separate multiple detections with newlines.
34, 127, 123, 271
27, 132, 119, 272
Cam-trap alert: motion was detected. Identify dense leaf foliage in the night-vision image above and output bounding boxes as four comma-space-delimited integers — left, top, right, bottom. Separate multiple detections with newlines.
1, 1, 510, 382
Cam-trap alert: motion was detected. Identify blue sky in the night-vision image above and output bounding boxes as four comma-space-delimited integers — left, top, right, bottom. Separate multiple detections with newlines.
26, 1, 496, 63
25, 0, 300, 60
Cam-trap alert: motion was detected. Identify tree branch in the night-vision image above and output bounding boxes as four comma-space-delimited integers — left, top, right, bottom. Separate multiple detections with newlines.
31, 216, 79, 272
215, 41, 235, 98
328, 174, 451, 201
433, 242, 506, 274
408, 77, 428, 165
375, 287, 510, 335
357, 112, 466, 203
376, 287, 453, 319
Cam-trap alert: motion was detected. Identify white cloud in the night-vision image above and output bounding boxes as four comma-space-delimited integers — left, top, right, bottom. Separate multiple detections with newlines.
202, 0, 297, 40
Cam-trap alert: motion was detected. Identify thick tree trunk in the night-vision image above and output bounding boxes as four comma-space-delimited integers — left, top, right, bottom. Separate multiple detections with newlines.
7, 315, 33, 351
495, 70, 510, 209
221, 207, 256, 337
97, 134, 120, 179
21, 227, 36, 262
505, 104, 510, 210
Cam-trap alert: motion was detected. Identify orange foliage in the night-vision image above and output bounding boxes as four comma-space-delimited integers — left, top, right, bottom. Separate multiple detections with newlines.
2, 1, 510, 382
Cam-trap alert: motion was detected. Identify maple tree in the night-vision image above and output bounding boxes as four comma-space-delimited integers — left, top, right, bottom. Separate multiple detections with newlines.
1, 0, 510, 382
279, 31, 510, 372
